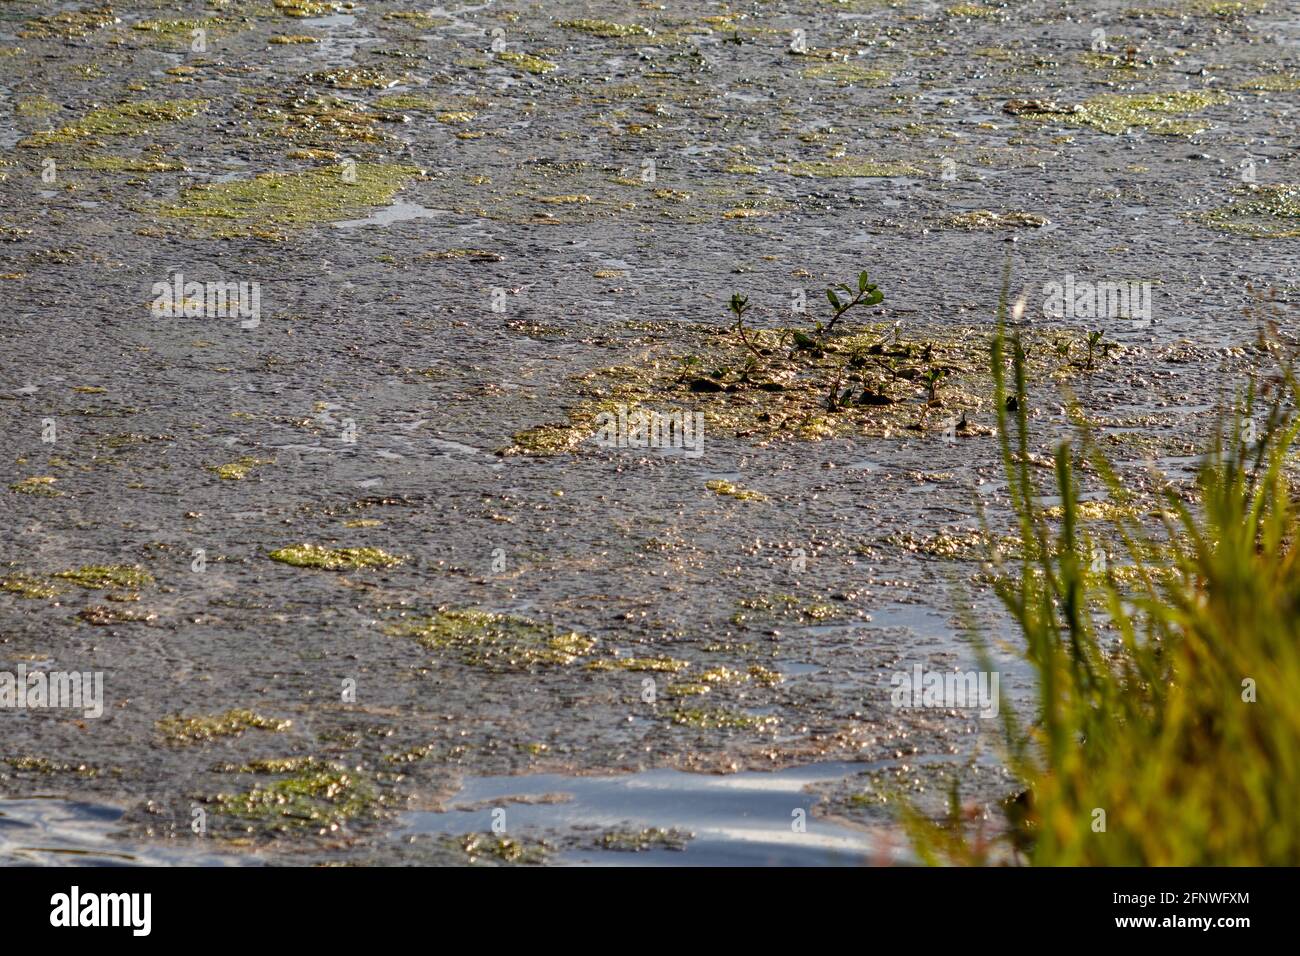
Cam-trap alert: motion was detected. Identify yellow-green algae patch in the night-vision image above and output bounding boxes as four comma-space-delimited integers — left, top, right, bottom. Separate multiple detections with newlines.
800, 62, 892, 85
15, 96, 60, 118
261, 94, 399, 146
372, 92, 446, 111
586, 656, 691, 673
669, 707, 779, 731
158, 163, 422, 237
305, 67, 399, 90
207, 758, 379, 832
559, 19, 653, 38
386, 609, 595, 669
497, 51, 557, 74
273, 0, 339, 17
132, 17, 224, 43
75, 154, 186, 173
946, 3, 1001, 16
54, 565, 154, 590
1201, 184, 1300, 238
595, 827, 691, 851
885, 528, 988, 559
20, 7, 118, 39
946, 209, 1047, 230
1007, 90, 1230, 135
1240, 74, 1300, 92
706, 479, 767, 502
0, 574, 60, 599
19, 100, 207, 149
457, 833, 549, 864
383, 11, 449, 25
157, 709, 291, 744
210, 456, 272, 480
269, 544, 405, 570
732, 593, 841, 627
10, 476, 64, 497
786, 158, 922, 178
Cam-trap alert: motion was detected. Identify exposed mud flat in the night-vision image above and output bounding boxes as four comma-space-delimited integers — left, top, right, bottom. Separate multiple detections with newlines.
0, 0, 1296, 863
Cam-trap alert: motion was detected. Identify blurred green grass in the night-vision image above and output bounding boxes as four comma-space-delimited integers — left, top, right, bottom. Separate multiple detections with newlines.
909, 277, 1300, 865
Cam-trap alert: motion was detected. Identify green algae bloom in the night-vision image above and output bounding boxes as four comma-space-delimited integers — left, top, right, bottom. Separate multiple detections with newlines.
9, 476, 63, 497
14, 95, 59, 117
273, 0, 338, 17
209, 758, 377, 832
497, 51, 557, 75
306, 67, 399, 90
54, 565, 154, 590
559, 19, 653, 38
20, 7, 118, 40
1202, 183, 1300, 238
210, 456, 272, 480
386, 609, 595, 669
596, 827, 691, 851
158, 163, 422, 237
669, 706, 779, 731
20, 99, 206, 148
76, 154, 186, 173
706, 479, 767, 501
158, 709, 292, 744
1010, 91, 1230, 136
800, 62, 892, 85
587, 656, 692, 673
132, 17, 222, 42
458, 833, 549, 864
1240, 74, 1300, 92
0, 574, 60, 599
787, 158, 922, 178
269, 544, 405, 570
946, 3, 1000, 16
947, 209, 1047, 230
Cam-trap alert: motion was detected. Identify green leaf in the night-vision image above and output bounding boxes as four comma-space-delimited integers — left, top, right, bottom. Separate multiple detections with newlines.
858, 271, 870, 292
864, 289, 884, 306
826, 289, 841, 310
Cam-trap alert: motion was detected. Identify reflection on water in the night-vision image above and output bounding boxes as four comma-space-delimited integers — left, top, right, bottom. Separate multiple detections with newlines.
0, 797, 251, 866
402, 760, 909, 866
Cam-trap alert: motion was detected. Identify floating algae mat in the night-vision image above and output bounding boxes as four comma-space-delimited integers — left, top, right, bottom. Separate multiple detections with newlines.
19, 99, 207, 148
1202, 184, 1300, 238
269, 544, 405, 570
53, 565, 154, 590
1006, 91, 1230, 135
385, 609, 596, 669
206, 758, 382, 834
559, 19, 654, 39
785, 158, 923, 178
156, 709, 292, 745
159, 163, 424, 238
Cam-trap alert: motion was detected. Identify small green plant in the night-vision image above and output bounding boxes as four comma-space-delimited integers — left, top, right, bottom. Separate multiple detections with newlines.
1083, 329, 1115, 370
793, 271, 884, 351
922, 366, 947, 404
727, 293, 766, 361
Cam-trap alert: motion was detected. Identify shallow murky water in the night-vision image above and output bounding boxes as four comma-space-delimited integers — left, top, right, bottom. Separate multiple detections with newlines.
1, 0, 1295, 864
